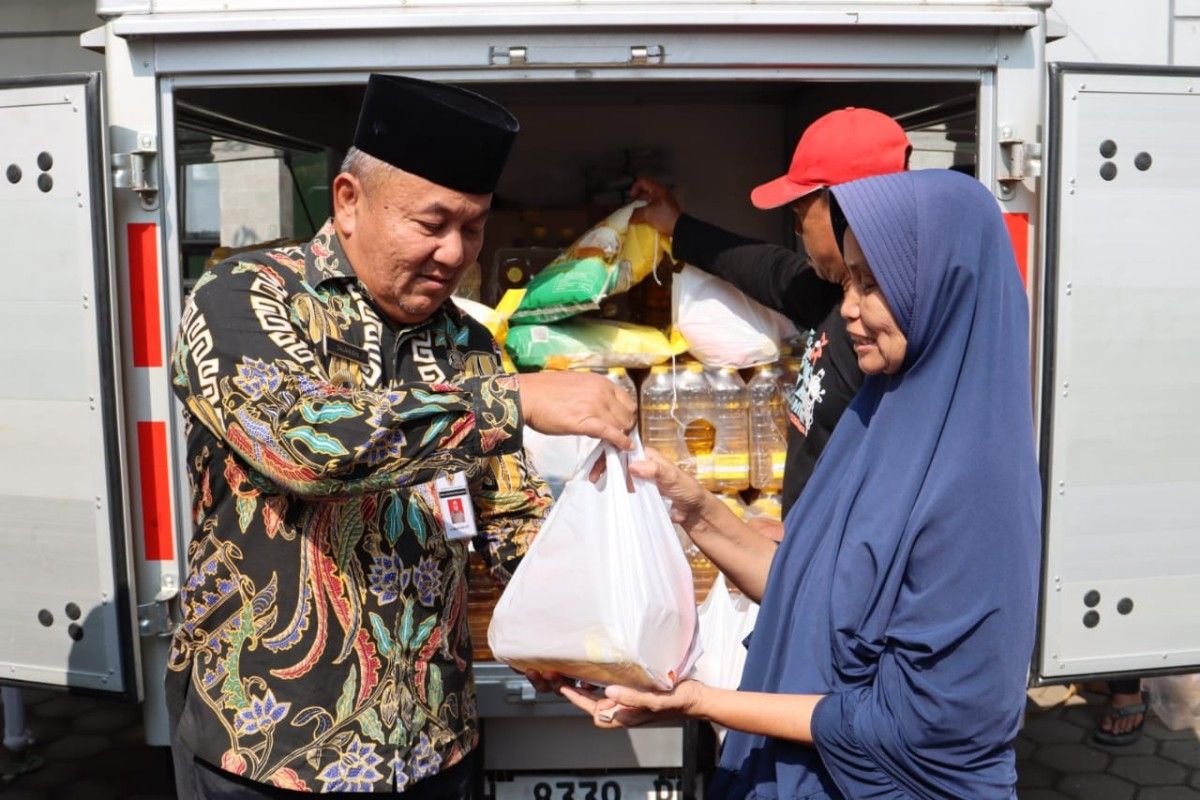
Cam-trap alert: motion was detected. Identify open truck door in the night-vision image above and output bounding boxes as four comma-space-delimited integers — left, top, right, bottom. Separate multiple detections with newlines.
0, 73, 138, 698
1035, 63, 1200, 684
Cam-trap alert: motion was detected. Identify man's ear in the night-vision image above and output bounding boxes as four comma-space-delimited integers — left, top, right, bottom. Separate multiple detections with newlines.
332, 172, 363, 238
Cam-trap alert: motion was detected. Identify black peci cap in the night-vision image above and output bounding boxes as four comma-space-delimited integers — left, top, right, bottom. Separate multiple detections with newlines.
352, 74, 519, 195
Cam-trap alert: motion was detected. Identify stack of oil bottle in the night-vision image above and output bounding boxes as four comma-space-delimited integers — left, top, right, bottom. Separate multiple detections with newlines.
638, 359, 794, 506
632, 354, 797, 601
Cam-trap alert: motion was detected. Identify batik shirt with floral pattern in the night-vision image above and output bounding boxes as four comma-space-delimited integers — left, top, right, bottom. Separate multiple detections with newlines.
168, 219, 551, 793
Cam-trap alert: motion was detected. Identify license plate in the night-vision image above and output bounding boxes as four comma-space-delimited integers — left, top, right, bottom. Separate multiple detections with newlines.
487, 772, 683, 800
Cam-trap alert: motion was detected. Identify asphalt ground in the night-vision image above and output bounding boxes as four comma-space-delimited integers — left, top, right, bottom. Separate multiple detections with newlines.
1, 684, 1197, 799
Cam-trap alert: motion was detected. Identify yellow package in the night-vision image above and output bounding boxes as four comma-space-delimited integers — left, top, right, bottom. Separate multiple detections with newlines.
511, 202, 671, 325
507, 318, 687, 371
452, 290, 526, 373
613, 221, 672, 293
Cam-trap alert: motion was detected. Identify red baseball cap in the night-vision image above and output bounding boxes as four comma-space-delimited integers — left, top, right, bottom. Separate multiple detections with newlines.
750, 107, 910, 209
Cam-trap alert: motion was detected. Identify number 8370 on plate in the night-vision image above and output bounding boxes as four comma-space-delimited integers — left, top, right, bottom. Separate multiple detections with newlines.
487, 772, 683, 800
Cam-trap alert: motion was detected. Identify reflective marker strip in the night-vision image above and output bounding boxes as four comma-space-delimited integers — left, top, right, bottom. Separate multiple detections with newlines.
128, 222, 163, 368
137, 420, 174, 561
128, 222, 174, 561
1003, 212, 1030, 287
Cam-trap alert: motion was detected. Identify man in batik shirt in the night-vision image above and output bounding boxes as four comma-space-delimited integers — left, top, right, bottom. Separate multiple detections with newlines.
167, 75, 636, 799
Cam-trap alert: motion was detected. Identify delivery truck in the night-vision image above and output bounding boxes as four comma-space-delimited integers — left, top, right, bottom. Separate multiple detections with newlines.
2, 1, 1198, 797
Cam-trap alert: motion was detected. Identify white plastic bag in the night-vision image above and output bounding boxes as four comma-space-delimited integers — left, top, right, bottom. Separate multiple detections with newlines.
488, 435, 700, 691
672, 265, 798, 368
1146, 674, 1200, 731
692, 573, 759, 691
522, 429, 598, 499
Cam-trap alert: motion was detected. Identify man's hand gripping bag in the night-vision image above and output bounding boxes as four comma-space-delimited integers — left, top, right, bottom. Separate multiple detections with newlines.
488, 436, 700, 691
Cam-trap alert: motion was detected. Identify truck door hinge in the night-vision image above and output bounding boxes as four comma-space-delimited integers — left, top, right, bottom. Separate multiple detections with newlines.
137, 583, 179, 638
997, 124, 1042, 199
111, 132, 159, 211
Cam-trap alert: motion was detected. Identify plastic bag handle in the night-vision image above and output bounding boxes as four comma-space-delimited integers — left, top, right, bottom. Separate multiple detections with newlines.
628, 427, 647, 461
574, 430, 647, 492
577, 439, 608, 480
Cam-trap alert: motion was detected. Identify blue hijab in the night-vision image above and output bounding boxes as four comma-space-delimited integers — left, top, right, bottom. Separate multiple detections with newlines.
713, 170, 1042, 800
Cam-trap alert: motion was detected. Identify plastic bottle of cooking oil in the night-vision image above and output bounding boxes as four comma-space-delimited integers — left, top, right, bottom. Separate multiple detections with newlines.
748, 492, 783, 522
717, 489, 749, 519
675, 363, 717, 487
606, 366, 637, 402
707, 367, 750, 493
779, 352, 802, 397
748, 363, 789, 492
639, 365, 684, 463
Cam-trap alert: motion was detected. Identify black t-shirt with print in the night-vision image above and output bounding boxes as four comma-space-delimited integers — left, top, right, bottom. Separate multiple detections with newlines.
672, 213, 863, 514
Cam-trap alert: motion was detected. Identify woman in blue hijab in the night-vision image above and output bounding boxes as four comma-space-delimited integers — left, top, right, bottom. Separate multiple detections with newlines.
559, 169, 1042, 799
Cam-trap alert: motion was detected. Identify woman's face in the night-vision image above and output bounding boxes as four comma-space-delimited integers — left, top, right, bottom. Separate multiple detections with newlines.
840, 228, 908, 375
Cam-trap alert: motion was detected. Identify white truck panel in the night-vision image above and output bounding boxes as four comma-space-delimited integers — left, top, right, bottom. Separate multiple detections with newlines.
0, 75, 135, 695
1039, 65, 1200, 680
150, 30, 999, 80
101, 4, 1040, 36
1046, 0, 1172, 66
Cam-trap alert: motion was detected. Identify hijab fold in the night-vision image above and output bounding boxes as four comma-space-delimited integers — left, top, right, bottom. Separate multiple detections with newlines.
713, 170, 1042, 800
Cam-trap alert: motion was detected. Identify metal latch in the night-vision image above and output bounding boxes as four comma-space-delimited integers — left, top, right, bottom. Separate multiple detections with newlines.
499, 46, 528, 66
629, 45, 665, 66
111, 132, 159, 211
488, 44, 666, 68
996, 124, 1042, 199
504, 678, 538, 704
137, 580, 179, 637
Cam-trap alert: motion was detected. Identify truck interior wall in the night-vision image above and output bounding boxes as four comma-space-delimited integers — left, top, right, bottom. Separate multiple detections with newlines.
496, 97, 786, 244
173, 78, 978, 281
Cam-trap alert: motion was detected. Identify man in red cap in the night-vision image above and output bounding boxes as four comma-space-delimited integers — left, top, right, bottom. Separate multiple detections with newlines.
632, 107, 909, 525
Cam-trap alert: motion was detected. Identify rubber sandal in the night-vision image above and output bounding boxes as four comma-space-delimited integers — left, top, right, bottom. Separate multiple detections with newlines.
1093, 699, 1148, 746
1, 751, 45, 784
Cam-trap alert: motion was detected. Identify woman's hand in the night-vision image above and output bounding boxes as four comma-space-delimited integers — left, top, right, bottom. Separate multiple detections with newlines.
629, 448, 713, 529
559, 680, 707, 729
523, 669, 567, 695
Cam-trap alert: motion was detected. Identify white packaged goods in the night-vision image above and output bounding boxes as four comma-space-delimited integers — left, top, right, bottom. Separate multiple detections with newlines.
673, 265, 797, 368
488, 435, 700, 691
522, 429, 598, 499
451, 295, 503, 331
1146, 674, 1200, 731
692, 573, 759, 692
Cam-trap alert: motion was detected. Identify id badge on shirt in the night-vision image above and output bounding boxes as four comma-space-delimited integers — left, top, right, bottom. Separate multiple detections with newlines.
434, 471, 477, 541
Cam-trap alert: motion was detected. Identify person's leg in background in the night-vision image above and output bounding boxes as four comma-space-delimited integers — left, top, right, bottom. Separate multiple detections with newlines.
1094, 678, 1146, 745
1, 686, 44, 784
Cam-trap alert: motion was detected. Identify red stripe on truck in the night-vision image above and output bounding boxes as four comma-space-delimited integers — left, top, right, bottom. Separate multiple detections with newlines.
137, 420, 174, 561
1003, 212, 1029, 287
128, 223, 163, 368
